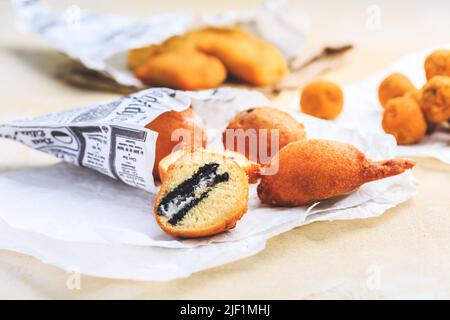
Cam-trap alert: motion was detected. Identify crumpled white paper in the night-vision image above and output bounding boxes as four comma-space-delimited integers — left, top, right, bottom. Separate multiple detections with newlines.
338, 46, 450, 163
0, 104, 416, 279
12, 0, 308, 87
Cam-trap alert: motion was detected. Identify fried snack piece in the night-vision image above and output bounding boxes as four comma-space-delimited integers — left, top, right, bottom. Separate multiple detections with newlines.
128, 26, 288, 88
134, 48, 227, 90
128, 35, 194, 70
223, 107, 307, 163
382, 97, 427, 145
404, 89, 437, 135
300, 80, 344, 120
154, 150, 249, 238
420, 75, 450, 123
257, 139, 415, 206
159, 148, 261, 184
145, 108, 207, 179
378, 73, 416, 108
186, 27, 288, 86
128, 45, 158, 70
424, 50, 450, 80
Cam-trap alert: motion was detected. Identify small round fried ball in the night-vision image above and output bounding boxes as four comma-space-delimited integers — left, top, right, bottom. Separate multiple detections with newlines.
424, 50, 450, 80
223, 107, 306, 163
404, 88, 437, 134
420, 75, 450, 123
382, 97, 427, 145
146, 108, 207, 179
300, 80, 344, 120
378, 73, 415, 108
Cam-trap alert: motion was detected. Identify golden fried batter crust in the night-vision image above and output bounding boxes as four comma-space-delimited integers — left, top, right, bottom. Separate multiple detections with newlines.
378, 73, 415, 108
128, 26, 287, 89
223, 107, 306, 163
420, 75, 450, 123
145, 108, 207, 179
300, 80, 344, 120
257, 139, 415, 206
425, 50, 450, 80
382, 96, 427, 145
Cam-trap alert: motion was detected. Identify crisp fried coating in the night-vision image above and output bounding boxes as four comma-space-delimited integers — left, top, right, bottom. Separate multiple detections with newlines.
378, 73, 415, 108
382, 97, 427, 145
420, 75, 450, 123
257, 139, 415, 206
145, 108, 207, 179
134, 48, 227, 90
300, 80, 344, 120
424, 50, 450, 80
403, 89, 437, 135
223, 107, 307, 163
187, 27, 288, 86
128, 26, 287, 89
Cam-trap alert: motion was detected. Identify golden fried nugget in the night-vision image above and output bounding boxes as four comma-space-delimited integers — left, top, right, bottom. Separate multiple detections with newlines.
145, 108, 207, 179
378, 73, 415, 108
187, 27, 288, 86
382, 97, 427, 145
424, 50, 450, 80
420, 75, 450, 123
404, 89, 437, 134
300, 80, 344, 120
257, 139, 415, 206
223, 107, 306, 163
135, 48, 227, 90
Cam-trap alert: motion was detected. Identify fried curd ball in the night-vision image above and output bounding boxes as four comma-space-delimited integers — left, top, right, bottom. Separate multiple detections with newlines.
145, 108, 207, 179
424, 49, 450, 80
128, 26, 288, 89
420, 75, 450, 123
300, 80, 344, 120
378, 73, 416, 108
223, 107, 307, 163
257, 139, 415, 207
382, 97, 427, 145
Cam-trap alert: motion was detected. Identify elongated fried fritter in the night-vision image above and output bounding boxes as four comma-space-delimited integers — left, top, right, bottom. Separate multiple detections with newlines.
187, 27, 288, 86
128, 26, 288, 89
257, 139, 415, 206
134, 48, 227, 90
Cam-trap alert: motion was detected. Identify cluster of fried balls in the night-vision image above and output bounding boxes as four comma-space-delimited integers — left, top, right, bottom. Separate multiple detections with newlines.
379, 49, 450, 145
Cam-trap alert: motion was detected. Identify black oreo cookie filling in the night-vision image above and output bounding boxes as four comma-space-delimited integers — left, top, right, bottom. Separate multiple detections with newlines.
157, 163, 229, 225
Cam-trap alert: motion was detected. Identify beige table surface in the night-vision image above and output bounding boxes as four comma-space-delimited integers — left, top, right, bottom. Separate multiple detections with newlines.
0, 0, 449, 299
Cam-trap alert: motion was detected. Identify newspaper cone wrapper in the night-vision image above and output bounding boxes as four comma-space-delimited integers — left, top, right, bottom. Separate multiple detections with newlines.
0, 87, 416, 280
